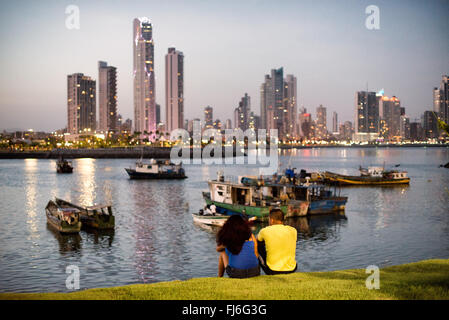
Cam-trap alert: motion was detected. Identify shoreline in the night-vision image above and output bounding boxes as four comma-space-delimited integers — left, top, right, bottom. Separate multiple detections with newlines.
1, 258, 448, 300
0, 144, 447, 159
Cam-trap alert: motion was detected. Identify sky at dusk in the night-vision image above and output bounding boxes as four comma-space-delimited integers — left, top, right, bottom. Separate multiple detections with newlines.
0, 0, 448, 131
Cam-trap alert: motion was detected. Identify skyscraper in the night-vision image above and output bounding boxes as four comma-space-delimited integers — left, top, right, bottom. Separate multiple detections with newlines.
284, 74, 298, 139
260, 74, 273, 130
433, 75, 449, 127
332, 111, 338, 134
133, 17, 156, 137
298, 109, 312, 140
379, 95, 401, 139
165, 47, 184, 133
272, 68, 284, 137
234, 93, 251, 131
355, 91, 379, 134
204, 106, 213, 129
315, 105, 327, 140
422, 110, 438, 139
67, 73, 96, 134
98, 61, 117, 133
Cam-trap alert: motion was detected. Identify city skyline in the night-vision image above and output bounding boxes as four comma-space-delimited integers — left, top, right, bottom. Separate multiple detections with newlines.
0, 0, 448, 132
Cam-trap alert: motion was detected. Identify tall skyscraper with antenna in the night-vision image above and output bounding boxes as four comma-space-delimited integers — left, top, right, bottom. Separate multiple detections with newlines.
133, 17, 156, 138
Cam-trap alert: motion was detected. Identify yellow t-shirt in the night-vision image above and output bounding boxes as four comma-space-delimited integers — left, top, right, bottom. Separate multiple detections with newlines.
257, 224, 297, 272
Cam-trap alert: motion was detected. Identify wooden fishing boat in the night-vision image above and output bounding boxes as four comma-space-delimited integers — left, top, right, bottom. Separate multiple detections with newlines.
191, 213, 229, 227
203, 174, 313, 220
125, 159, 187, 179
45, 200, 81, 234
55, 198, 115, 230
323, 166, 410, 185
56, 158, 73, 173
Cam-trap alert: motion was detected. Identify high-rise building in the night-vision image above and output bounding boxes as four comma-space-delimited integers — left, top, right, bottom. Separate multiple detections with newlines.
433, 75, 449, 125
98, 61, 117, 133
260, 68, 298, 139
410, 122, 423, 141
272, 68, 285, 137
400, 115, 410, 140
225, 119, 232, 130
422, 110, 438, 139
332, 111, 338, 134
379, 95, 401, 139
260, 74, 273, 130
67, 73, 96, 134
315, 105, 327, 140
355, 91, 379, 134
284, 74, 297, 139
234, 93, 251, 131
298, 111, 312, 140
165, 47, 184, 133
204, 106, 213, 129
133, 17, 156, 137
339, 121, 354, 141
155, 103, 161, 125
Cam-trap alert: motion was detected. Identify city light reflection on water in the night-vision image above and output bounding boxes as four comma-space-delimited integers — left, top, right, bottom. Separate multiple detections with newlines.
0, 148, 448, 293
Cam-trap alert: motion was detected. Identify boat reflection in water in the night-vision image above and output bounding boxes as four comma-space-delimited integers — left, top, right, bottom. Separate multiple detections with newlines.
194, 212, 348, 244
46, 224, 82, 254
82, 228, 115, 247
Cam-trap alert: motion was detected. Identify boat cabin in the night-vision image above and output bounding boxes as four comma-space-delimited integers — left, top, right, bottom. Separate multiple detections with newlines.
135, 159, 181, 174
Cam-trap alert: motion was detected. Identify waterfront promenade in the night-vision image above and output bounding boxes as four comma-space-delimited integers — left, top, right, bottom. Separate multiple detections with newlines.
0, 143, 447, 159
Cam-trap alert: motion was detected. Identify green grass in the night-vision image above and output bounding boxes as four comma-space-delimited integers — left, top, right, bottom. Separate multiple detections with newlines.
1, 259, 449, 300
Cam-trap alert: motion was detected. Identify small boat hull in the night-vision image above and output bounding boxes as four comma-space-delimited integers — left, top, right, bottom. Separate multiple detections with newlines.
324, 172, 410, 185
125, 168, 187, 179
45, 208, 81, 234
202, 192, 309, 219
55, 198, 115, 230
192, 213, 229, 226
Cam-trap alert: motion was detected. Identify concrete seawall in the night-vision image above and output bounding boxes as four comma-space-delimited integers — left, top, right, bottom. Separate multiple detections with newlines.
0, 147, 243, 159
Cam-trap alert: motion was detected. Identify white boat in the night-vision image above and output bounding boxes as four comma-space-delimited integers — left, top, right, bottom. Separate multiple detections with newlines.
191, 213, 229, 226
125, 158, 187, 179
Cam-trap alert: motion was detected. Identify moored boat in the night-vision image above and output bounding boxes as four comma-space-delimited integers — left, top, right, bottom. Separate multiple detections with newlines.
125, 159, 187, 179
323, 166, 410, 185
45, 200, 81, 234
191, 212, 229, 227
56, 157, 73, 173
55, 198, 115, 230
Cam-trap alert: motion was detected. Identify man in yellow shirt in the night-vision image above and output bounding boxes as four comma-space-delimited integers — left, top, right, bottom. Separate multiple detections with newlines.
257, 208, 297, 275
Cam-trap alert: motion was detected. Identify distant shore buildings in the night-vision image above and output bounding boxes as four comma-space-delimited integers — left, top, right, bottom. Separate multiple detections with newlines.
62, 18, 446, 145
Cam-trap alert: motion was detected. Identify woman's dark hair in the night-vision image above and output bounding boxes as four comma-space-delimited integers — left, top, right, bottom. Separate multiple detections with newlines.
216, 215, 251, 255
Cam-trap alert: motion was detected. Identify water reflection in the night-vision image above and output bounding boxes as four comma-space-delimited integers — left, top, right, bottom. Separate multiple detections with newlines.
130, 180, 188, 282
75, 158, 96, 206
194, 213, 348, 245
46, 224, 82, 254
83, 228, 115, 247
24, 159, 39, 242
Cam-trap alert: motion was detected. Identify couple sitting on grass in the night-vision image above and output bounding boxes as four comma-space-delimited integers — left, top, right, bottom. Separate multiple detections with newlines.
216, 208, 297, 278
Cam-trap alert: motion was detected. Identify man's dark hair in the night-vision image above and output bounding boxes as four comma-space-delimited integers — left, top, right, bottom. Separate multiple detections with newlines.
269, 208, 284, 222
216, 215, 251, 255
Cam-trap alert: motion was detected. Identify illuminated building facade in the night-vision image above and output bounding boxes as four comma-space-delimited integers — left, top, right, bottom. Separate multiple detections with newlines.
67, 73, 96, 134
133, 17, 156, 138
